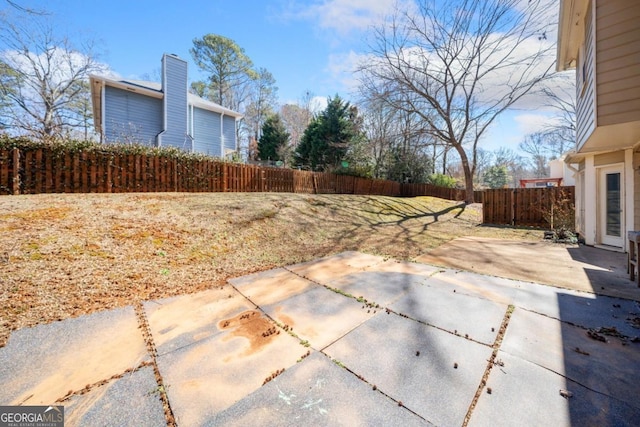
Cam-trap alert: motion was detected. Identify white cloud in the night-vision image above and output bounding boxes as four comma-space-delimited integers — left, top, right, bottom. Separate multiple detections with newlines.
513, 112, 558, 135
326, 50, 368, 95
310, 96, 328, 113
283, 0, 400, 36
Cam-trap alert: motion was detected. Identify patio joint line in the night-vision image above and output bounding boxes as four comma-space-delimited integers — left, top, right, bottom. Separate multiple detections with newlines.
390, 308, 493, 347
335, 358, 430, 423
135, 302, 176, 427
462, 304, 515, 427
284, 265, 495, 347
54, 360, 153, 403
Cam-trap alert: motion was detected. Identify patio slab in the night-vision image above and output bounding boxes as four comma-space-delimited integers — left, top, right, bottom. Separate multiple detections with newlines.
63, 366, 165, 427
416, 236, 640, 301
323, 260, 443, 308
145, 285, 255, 356
0, 306, 148, 406
229, 267, 318, 306
390, 282, 507, 345
433, 269, 640, 336
156, 310, 306, 426
469, 351, 640, 427
323, 312, 493, 426
210, 352, 433, 426
260, 285, 374, 350
501, 307, 640, 409
286, 251, 385, 285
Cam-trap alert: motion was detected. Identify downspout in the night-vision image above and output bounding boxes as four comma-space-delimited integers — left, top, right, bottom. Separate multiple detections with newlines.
157, 55, 168, 147
189, 104, 194, 152
220, 112, 225, 158
100, 82, 106, 143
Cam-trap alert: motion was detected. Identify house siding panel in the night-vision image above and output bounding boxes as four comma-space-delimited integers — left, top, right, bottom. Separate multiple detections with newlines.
104, 86, 162, 145
576, 0, 596, 151
192, 107, 222, 157
222, 115, 236, 153
596, 0, 640, 127
594, 151, 624, 166
161, 55, 189, 149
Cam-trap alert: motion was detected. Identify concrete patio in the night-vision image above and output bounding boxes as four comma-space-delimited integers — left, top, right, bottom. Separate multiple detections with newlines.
1, 248, 639, 426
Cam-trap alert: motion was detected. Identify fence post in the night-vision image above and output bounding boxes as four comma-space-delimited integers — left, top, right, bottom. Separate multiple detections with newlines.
12, 148, 20, 195
222, 163, 228, 192
510, 189, 516, 226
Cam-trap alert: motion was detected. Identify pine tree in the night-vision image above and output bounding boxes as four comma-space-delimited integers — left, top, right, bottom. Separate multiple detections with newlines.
258, 114, 290, 162
294, 96, 364, 171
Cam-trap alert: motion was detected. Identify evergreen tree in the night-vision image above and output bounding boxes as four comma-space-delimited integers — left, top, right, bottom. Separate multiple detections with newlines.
294, 95, 364, 171
483, 165, 509, 189
258, 114, 289, 162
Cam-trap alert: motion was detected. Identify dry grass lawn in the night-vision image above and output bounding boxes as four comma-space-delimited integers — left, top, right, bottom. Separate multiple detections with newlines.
0, 192, 543, 347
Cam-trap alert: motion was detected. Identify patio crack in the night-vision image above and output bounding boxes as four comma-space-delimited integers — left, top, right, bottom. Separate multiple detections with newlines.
462, 304, 515, 426
135, 302, 176, 427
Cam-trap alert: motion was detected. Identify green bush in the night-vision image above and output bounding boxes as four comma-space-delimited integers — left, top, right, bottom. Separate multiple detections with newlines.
427, 173, 457, 188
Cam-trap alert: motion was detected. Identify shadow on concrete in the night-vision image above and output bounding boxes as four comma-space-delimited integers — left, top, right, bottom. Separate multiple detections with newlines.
416, 237, 640, 302
557, 292, 640, 425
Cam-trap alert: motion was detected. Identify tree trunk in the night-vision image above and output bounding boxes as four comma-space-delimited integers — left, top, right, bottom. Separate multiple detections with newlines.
455, 144, 475, 204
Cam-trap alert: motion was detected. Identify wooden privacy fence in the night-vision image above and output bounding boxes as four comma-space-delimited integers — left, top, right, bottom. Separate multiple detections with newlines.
2, 147, 482, 199
483, 186, 575, 228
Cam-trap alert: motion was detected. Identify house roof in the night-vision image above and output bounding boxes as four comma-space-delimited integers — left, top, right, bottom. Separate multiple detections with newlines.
556, 0, 589, 71
89, 75, 243, 135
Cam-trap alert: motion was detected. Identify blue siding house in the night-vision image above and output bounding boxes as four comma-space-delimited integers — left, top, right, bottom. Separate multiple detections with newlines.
90, 54, 242, 157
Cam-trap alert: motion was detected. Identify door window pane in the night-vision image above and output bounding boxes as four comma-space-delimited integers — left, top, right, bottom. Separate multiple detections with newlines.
606, 173, 620, 237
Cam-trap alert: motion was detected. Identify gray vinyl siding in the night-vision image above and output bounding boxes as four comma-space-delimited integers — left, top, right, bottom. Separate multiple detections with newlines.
103, 86, 162, 145
160, 55, 188, 149
192, 107, 222, 157
222, 115, 237, 153
576, 1, 596, 151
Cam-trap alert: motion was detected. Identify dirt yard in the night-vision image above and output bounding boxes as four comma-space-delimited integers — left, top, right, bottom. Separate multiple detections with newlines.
0, 192, 543, 347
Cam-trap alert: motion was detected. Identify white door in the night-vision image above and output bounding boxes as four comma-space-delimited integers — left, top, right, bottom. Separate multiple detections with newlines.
599, 166, 624, 247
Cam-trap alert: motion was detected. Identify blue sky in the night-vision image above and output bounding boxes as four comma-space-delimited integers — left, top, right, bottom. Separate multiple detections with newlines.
41, 0, 358, 104
16, 0, 571, 153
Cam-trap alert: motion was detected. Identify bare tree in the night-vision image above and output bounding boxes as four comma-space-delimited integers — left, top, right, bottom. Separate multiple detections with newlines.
280, 91, 315, 149
0, 13, 102, 139
519, 132, 551, 177
358, 0, 556, 202
3, 1, 47, 15
243, 67, 278, 141
540, 73, 576, 155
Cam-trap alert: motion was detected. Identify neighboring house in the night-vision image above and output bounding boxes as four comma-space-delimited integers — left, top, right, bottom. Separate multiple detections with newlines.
557, 0, 640, 251
89, 53, 242, 158
519, 154, 577, 188
549, 154, 576, 187
519, 177, 563, 188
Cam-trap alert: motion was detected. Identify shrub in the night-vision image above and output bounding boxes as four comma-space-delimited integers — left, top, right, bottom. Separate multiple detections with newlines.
427, 173, 457, 188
